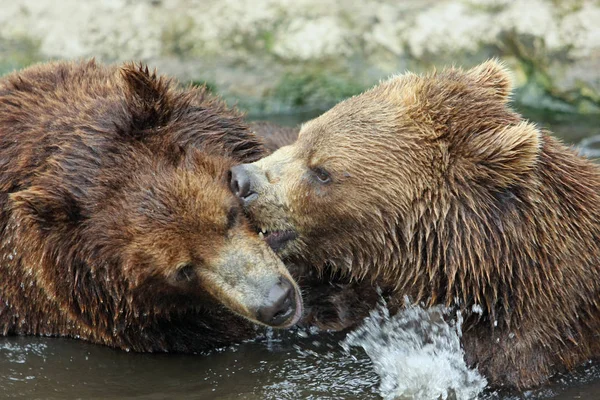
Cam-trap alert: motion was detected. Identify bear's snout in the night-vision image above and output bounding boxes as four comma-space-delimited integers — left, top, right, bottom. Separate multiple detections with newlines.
256, 277, 299, 327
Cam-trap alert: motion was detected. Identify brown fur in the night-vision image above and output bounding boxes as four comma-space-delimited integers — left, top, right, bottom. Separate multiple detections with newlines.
238, 60, 600, 388
247, 122, 373, 329
0, 60, 303, 352
243, 121, 373, 330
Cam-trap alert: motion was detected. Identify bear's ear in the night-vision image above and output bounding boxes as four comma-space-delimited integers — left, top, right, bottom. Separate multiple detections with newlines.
9, 186, 83, 229
466, 59, 513, 103
463, 121, 541, 186
120, 63, 173, 137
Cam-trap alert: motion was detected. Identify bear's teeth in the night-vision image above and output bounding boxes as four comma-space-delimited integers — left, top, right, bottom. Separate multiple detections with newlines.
258, 232, 264, 239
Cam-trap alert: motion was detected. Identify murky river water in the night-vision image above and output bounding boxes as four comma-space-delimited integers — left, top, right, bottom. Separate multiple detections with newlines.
1, 108, 599, 400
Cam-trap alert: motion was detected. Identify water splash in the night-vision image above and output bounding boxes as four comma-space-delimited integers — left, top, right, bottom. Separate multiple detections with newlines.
342, 298, 487, 400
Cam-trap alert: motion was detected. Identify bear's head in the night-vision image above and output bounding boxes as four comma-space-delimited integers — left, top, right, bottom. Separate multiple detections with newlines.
115, 149, 304, 328
232, 60, 541, 289
6, 62, 303, 330
10, 142, 302, 331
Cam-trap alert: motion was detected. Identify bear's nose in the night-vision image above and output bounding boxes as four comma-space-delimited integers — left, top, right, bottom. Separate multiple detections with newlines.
230, 165, 256, 202
256, 277, 297, 327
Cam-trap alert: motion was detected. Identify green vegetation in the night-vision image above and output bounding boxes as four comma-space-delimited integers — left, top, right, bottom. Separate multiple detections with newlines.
272, 70, 365, 110
190, 79, 218, 93
0, 37, 42, 77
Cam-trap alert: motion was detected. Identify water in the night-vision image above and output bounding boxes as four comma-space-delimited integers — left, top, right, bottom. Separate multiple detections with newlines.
0, 331, 379, 400
1, 108, 599, 400
342, 299, 487, 400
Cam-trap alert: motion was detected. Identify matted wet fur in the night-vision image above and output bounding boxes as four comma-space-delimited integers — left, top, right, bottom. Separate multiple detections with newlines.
0, 60, 306, 352
235, 60, 600, 388
248, 122, 378, 331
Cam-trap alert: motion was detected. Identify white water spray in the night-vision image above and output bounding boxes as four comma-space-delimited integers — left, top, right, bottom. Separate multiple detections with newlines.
343, 297, 487, 400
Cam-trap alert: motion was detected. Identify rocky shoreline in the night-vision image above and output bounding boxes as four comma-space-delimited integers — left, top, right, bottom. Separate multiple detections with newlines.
1, 0, 599, 115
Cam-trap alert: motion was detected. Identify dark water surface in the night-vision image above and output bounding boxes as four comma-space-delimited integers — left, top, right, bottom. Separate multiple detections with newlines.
1, 109, 599, 400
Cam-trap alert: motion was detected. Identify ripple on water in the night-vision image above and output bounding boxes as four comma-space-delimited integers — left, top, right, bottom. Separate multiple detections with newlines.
0, 341, 48, 364
3, 314, 600, 399
0, 340, 49, 392
247, 328, 380, 399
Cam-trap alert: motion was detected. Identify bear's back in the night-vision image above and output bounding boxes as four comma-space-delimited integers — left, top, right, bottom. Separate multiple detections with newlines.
0, 61, 127, 190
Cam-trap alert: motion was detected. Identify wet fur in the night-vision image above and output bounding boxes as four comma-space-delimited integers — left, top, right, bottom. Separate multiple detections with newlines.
243, 61, 600, 388
0, 60, 276, 352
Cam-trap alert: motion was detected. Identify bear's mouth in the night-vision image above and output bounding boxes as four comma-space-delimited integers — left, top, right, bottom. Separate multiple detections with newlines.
257, 228, 297, 252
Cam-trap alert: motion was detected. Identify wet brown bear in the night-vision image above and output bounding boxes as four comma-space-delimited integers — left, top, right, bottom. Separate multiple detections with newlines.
232, 60, 600, 388
0, 60, 303, 352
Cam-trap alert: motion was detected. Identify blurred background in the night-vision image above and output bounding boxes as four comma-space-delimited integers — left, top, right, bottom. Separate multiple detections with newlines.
1, 0, 599, 118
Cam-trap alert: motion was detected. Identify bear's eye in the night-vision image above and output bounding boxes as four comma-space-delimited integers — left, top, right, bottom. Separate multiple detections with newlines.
313, 167, 331, 184
174, 262, 196, 282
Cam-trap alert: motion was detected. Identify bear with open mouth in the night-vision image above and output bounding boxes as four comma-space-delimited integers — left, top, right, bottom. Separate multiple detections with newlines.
231, 60, 600, 389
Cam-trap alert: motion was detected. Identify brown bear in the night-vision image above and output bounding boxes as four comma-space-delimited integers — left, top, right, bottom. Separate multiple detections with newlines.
230, 60, 600, 388
0, 60, 304, 353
